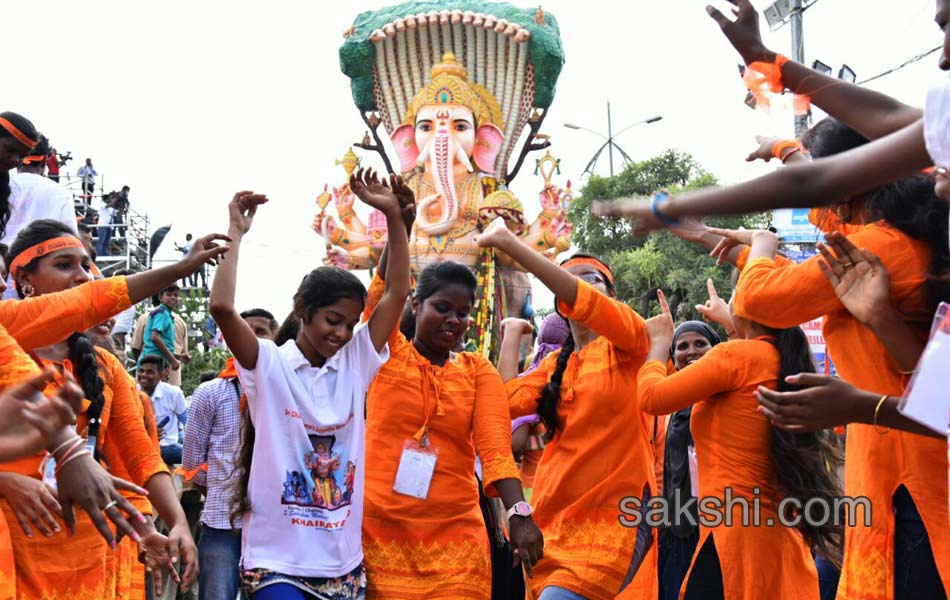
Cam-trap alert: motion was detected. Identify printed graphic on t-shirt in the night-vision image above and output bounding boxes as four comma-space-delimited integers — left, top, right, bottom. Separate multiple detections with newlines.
280, 433, 356, 518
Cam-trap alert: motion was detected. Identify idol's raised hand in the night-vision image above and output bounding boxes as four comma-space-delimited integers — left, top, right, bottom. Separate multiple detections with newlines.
706, 0, 772, 65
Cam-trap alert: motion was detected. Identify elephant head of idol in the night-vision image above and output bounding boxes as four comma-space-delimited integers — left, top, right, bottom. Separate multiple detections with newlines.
391, 53, 504, 236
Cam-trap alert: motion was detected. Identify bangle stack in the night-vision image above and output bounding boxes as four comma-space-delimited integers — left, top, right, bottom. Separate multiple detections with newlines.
50, 436, 88, 477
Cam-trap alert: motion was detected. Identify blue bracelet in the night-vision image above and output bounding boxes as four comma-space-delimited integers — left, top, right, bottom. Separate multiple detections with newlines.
650, 192, 680, 226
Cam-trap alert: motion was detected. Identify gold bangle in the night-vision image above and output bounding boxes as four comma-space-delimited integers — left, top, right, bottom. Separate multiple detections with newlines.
873, 394, 889, 434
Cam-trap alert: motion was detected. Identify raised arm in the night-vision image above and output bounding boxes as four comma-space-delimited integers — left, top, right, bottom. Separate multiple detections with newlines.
709, 0, 922, 140
210, 192, 269, 370
497, 318, 534, 382
126, 233, 228, 304
349, 169, 412, 353
595, 121, 930, 230
638, 343, 743, 415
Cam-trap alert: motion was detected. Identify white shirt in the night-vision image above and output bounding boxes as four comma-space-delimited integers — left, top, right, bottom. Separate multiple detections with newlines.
3, 173, 77, 245
147, 381, 187, 447
235, 324, 388, 578
77, 165, 98, 183
924, 81, 950, 254
98, 205, 115, 226
112, 305, 137, 336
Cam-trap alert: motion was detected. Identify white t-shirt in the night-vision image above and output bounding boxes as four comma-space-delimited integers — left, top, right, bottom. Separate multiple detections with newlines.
147, 381, 187, 447
235, 324, 388, 578
924, 81, 950, 254
98, 205, 115, 226
3, 173, 77, 245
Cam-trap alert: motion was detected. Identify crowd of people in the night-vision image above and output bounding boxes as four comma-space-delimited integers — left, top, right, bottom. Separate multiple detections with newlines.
0, 1, 949, 599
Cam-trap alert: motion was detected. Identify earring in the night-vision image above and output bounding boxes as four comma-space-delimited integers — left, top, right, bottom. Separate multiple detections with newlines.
21, 284, 34, 297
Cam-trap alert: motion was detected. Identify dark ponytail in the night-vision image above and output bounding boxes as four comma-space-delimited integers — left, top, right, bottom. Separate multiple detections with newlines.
537, 332, 574, 441
67, 332, 107, 459
770, 327, 844, 566
231, 401, 254, 526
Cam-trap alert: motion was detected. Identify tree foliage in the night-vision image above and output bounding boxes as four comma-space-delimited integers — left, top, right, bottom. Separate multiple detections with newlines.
567, 149, 767, 323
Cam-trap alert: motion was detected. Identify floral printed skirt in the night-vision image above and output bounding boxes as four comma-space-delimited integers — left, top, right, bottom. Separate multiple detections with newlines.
242, 562, 366, 599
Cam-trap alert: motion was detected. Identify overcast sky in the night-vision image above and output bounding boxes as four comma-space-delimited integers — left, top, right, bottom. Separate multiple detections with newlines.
4, 0, 946, 319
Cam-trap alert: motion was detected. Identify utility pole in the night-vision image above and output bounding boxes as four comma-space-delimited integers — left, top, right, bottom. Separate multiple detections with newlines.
607, 100, 615, 177
789, 0, 808, 136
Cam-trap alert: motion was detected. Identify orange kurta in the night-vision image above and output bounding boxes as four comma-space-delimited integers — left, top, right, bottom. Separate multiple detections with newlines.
638, 340, 819, 600
361, 275, 520, 599
0, 347, 167, 600
0, 327, 45, 600
0, 277, 131, 600
508, 281, 657, 600
734, 222, 949, 599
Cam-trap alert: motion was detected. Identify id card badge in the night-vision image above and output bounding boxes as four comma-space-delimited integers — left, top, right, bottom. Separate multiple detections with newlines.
85, 435, 97, 454
39, 455, 57, 492
687, 445, 699, 497
393, 439, 439, 500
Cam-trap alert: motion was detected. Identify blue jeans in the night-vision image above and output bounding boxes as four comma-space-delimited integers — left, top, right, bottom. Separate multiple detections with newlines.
198, 526, 242, 600
659, 528, 700, 600
537, 586, 588, 600
815, 554, 840, 600
96, 224, 113, 257
893, 486, 946, 599
160, 443, 182, 466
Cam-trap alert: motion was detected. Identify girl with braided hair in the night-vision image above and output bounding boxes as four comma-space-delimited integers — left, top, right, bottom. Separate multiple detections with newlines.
477, 218, 657, 600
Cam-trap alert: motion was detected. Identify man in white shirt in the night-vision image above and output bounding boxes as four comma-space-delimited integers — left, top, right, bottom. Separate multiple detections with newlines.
138, 353, 188, 465
96, 193, 117, 257
77, 157, 98, 203
2, 134, 77, 246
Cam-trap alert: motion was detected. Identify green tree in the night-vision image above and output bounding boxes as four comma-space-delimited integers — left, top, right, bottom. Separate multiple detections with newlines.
567, 149, 767, 324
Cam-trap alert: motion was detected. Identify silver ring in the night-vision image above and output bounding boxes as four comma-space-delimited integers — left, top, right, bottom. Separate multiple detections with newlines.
103, 500, 118, 511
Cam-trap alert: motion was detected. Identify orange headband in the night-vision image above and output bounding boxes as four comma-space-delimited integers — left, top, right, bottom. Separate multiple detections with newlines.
9, 236, 85, 278
561, 256, 614, 286
21, 154, 46, 165
0, 116, 38, 149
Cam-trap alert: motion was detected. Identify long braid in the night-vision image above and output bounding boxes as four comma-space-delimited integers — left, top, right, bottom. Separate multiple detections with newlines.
537, 333, 575, 441
66, 333, 107, 459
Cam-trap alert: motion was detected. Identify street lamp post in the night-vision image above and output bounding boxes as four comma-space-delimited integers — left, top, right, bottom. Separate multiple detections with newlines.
564, 102, 662, 177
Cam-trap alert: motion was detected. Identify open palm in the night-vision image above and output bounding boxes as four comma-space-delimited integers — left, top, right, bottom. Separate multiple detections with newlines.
350, 168, 399, 213
817, 233, 891, 325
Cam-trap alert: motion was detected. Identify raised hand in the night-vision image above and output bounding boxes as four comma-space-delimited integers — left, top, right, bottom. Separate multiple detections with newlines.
706, 227, 777, 265
668, 216, 709, 244
389, 173, 417, 235
816, 232, 891, 325
475, 216, 516, 249
645, 290, 675, 350
228, 191, 269, 236
350, 168, 399, 214
706, 0, 772, 65
180, 233, 232, 272
501, 317, 534, 339
746, 135, 782, 163
695, 278, 736, 335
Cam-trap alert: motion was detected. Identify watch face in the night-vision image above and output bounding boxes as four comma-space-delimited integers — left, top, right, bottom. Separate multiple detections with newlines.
514, 503, 531, 516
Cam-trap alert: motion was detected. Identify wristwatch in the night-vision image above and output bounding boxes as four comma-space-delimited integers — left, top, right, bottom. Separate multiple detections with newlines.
507, 501, 533, 519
